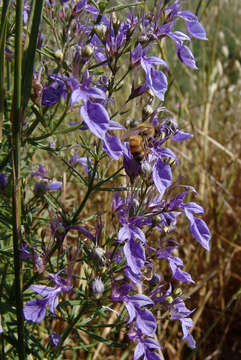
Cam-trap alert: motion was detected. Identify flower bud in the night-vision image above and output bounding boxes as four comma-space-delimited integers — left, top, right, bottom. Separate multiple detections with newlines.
165, 296, 174, 304
112, 12, 120, 34
54, 49, 64, 62
173, 288, 183, 297
94, 24, 107, 42
111, 12, 118, 25
91, 278, 104, 298
140, 160, 152, 177
50, 333, 61, 347
152, 214, 162, 227
55, 225, 66, 239
81, 44, 94, 58
138, 34, 149, 44
93, 247, 106, 266
49, 140, 56, 149
142, 104, 153, 119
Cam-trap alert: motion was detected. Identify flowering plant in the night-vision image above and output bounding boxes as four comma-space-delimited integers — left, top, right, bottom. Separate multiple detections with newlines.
0, 0, 210, 358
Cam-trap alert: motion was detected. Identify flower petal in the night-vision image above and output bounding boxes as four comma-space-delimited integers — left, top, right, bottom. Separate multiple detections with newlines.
80, 100, 110, 138
123, 239, 145, 275
186, 20, 208, 40
135, 308, 157, 336
152, 159, 172, 198
177, 45, 198, 69
23, 298, 47, 323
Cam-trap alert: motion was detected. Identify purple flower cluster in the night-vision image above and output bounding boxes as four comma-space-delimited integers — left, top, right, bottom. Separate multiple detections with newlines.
20, 1, 211, 358
111, 157, 210, 356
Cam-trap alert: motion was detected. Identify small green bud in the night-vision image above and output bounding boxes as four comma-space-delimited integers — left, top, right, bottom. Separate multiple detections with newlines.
55, 225, 66, 239
94, 24, 107, 41
173, 288, 183, 297
81, 44, 94, 58
138, 34, 149, 43
165, 296, 174, 304
54, 49, 64, 62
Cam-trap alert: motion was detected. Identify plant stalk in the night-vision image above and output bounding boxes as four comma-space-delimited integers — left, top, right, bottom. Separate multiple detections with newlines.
11, 0, 25, 358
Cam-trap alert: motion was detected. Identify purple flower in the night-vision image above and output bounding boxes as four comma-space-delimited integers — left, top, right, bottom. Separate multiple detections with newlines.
70, 151, 92, 175
20, 242, 31, 260
50, 333, 61, 347
167, 188, 211, 250
123, 149, 141, 182
23, 273, 72, 323
69, 70, 106, 108
176, 10, 208, 40
170, 298, 196, 349
128, 329, 162, 360
23, 297, 48, 323
184, 206, 211, 251
131, 44, 168, 101
80, 100, 110, 138
112, 283, 156, 336
41, 75, 67, 106
152, 159, 172, 198
102, 133, 124, 160
177, 44, 198, 69
0, 173, 8, 190
32, 164, 62, 195
157, 245, 194, 283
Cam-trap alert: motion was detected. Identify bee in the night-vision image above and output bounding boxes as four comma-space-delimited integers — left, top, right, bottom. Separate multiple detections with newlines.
122, 118, 179, 164
122, 123, 159, 163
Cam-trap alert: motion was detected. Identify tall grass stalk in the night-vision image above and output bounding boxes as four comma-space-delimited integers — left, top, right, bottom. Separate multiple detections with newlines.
11, 0, 25, 358
199, 1, 221, 199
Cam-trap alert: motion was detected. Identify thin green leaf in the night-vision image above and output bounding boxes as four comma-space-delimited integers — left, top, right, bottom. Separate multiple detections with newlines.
105, 1, 144, 13
22, 0, 44, 111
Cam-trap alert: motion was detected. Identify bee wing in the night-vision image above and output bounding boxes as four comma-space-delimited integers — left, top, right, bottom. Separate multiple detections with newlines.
121, 128, 142, 141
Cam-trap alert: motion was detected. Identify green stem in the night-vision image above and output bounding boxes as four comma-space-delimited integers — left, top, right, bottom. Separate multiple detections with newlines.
72, 155, 100, 224
0, 0, 11, 143
11, 0, 25, 358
